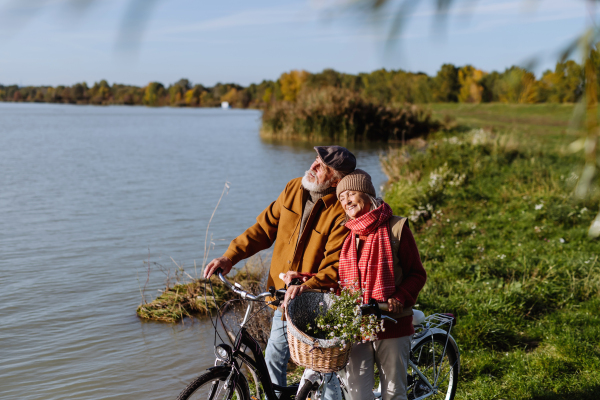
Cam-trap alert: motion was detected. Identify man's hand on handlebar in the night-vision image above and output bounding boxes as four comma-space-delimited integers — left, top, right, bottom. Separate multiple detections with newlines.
280, 271, 310, 286
387, 298, 403, 314
203, 256, 233, 279
282, 285, 307, 308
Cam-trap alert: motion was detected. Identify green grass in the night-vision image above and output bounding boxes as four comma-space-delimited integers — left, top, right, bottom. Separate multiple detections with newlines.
382, 105, 600, 399
426, 103, 585, 143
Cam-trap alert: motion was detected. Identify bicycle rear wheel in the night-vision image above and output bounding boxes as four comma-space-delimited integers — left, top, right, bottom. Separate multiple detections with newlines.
408, 333, 458, 400
176, 368, 249, 400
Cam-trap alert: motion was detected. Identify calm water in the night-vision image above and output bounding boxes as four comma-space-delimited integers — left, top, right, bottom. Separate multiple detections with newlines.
0, 103, 389, 400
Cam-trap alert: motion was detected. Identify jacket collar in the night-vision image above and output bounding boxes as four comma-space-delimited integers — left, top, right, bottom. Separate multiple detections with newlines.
321, 191, 339, 209
293, 178, 339, 213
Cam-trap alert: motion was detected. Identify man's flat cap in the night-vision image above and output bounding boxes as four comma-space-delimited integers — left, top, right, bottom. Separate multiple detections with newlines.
314, 146, 356, 175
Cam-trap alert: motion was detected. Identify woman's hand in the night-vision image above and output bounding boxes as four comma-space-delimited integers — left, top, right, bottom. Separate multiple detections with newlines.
280, 271, 310, 286
387, 298, 403, 314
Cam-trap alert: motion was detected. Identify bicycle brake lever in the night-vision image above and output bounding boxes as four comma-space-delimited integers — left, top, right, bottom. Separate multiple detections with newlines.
368, 298, 382, 319
381, 315, 397, 324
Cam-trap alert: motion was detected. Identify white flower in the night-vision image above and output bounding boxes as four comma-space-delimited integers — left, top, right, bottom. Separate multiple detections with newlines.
559, 238, 565, 243
319, 302, 324, 306
535, 204, 543, 210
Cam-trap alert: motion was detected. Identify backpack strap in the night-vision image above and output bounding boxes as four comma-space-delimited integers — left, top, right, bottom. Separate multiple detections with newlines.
389, 216, 408, 269
386, 215, 414, 319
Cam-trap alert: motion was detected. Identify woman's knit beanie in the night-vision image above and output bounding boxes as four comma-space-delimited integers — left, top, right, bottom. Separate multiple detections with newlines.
336, 169, 376, 199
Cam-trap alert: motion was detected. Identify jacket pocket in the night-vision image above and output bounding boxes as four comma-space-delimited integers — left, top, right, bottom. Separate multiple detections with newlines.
279, 206, 300, 244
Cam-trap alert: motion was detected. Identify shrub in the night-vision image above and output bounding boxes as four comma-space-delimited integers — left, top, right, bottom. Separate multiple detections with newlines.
260, 87, 440, 142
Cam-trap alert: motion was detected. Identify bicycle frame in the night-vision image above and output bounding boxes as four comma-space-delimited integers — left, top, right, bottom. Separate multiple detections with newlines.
228, 326, 298, 400
208, 283, 298, 400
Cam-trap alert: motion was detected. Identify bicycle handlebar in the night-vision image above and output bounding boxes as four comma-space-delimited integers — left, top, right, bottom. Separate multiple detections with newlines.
216, 269, 285, 302
360, 301, 397, 323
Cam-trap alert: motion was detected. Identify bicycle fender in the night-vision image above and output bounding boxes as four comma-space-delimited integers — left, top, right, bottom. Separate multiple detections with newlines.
411, 329, 461, 374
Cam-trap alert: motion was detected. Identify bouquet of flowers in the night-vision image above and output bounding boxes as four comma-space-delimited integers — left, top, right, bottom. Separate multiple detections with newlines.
305, 282, 384, 347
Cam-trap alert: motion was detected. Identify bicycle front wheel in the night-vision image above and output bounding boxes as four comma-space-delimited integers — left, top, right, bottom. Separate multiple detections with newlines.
295, 380, 320, 400
408, 334, 459, 400
176, 368, 249, 400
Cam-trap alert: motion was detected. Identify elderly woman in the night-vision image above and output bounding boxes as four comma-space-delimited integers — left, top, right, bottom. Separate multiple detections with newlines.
336, 169, 427, 400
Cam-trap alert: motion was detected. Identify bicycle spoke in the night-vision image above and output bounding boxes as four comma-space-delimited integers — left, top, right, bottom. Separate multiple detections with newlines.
436, 359, 459, 388
408, 336, 458, 400
208, 381, 219, 400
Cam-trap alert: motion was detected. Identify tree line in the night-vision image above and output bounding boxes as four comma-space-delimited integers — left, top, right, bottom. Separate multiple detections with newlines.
1, 53, 597, 108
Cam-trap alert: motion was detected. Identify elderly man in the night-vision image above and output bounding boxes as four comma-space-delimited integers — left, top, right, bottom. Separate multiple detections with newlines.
204, 146, 356, 400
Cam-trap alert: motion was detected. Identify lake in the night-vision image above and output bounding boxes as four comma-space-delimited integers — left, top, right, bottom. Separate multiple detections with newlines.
0, 103, 390, 400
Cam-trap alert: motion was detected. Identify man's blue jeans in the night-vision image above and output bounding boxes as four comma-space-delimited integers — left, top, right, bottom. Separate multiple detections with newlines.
265, 308, 342, 400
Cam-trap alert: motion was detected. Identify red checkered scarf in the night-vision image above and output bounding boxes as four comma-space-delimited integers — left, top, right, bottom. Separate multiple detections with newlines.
339, 202, 395, 303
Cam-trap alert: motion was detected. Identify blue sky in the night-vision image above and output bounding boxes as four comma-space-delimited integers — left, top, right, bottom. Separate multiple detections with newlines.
0, 0, 593, 87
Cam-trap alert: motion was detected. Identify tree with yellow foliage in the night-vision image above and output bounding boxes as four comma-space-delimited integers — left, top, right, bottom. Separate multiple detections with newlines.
458, 65, 485, 103
220, 88, 239, 107
279, 70, 309, 102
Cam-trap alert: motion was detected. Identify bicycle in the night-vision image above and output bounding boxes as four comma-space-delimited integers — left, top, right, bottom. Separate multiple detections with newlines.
176, 270, 460, 400
176, 269, 298, 400
295, 306, 460, 400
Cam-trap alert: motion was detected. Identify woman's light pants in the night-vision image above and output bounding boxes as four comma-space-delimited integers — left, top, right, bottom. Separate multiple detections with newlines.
338, 335, 412, 400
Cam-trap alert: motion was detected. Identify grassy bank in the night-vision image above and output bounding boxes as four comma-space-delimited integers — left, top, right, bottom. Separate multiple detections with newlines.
382, 106, 600, 399
136, 259, 267, 323
426, 103, 582, 139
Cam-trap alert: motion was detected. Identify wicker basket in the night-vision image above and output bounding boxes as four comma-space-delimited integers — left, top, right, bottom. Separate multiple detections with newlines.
285, 291, 352, 373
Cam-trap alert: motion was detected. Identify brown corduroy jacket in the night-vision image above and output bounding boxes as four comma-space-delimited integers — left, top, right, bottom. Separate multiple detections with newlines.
223, 177, 349, 291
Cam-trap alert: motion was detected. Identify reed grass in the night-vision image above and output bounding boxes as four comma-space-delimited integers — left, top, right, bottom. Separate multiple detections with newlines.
136, 256, 267, 323
261, 87, 440, 142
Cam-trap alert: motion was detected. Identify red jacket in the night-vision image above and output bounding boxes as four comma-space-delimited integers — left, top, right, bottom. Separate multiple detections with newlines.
357, 223, 427, 340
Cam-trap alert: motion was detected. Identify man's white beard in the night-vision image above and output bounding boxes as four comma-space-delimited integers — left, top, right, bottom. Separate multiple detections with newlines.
301, 170, 333, 192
